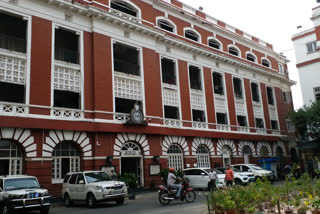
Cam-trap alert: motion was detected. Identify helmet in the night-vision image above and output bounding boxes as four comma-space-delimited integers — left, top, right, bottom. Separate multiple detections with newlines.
169, 168, 175, 173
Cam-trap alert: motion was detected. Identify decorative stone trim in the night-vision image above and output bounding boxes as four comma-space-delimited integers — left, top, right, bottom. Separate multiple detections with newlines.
114, 133, 149, 156
288, 141, 298, 154
44, 130, 92, 157
238, 141, 256, 156
161, 136, 189, 156
0, 127, 36, 157
191, 137, 214, 156
272, 141, 287, 156
217, 139, 236, 155
257, 141, 272, 156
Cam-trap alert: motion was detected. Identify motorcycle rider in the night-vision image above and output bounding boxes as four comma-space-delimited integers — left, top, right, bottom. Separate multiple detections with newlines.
167, 168, 182, 199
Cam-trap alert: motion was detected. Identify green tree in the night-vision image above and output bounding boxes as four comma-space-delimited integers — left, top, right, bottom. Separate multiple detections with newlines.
288, 101, 320, 141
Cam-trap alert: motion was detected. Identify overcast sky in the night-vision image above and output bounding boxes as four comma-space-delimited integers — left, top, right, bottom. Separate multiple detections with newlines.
179, 0, 319, 109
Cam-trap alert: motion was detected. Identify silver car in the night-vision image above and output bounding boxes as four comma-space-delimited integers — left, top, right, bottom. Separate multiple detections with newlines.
62, 171, 127, 208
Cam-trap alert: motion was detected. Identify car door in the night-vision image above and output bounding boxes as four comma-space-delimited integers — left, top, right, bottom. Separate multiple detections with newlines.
197, 169, 209, 188
184, 170, 197, 188
68, 174, 78, 200
74, 173, 86, 200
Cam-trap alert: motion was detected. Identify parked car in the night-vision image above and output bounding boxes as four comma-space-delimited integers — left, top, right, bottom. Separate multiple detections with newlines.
62, 171, 127, 208
216, 167, 255, 185
0, 175, 52, 214
183, 168, 225, 190
231, 164, 273, 182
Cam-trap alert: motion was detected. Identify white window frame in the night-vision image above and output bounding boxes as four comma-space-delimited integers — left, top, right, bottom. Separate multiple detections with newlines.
306, 41, 317, 53
51, 24, 84, 113
0, 140, 23, 175
261, 57, 271, 68
196, 145, 210, 168
184, 27, 201, 43
109, 0, 141, 19
314, 86, 320, 101
156, 17, 177, 34
278, 63, 284, 74
52, 156, 80, 184
167, 144, 184, 171
227, 45, 241, 57
245, 51, 257, 63
207, 37, 222, 50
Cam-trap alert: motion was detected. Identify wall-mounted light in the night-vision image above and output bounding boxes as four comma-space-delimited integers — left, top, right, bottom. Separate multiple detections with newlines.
106, 156, 113, 165
153, 155, 160, 163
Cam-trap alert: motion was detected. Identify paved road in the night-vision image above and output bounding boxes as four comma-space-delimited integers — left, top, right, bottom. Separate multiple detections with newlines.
43, 191, 209, 214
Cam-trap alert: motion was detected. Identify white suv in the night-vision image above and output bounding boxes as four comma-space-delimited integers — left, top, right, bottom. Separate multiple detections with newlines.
0, 175, 52, 214
183, 168, 226, 189
231, 164, 273, 181
216, 167, 255, 185
62, 171, 127, 208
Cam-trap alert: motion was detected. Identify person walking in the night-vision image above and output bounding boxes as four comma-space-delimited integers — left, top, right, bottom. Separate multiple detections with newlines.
208, 169, 218, 191
225, 165, 234, 187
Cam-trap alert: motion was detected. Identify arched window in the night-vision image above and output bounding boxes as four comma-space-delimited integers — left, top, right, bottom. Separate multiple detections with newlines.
52, 141, 80, 183
196, 145, 210, 168
184, 29, 199, 42
0, 140, 23, 175
276, 147, 284, 168
262, 58, 271, 67
167, 144, 183, 170
242, 145, 252, 164
222, 145, 232, 167
260, 146, 268, 157
290, 148, 298, 163
110, 0, 138, 17
228, 46, 239, 57
157, 19, 174, 33
246, 53, 256, 62
208, 39, 221, 50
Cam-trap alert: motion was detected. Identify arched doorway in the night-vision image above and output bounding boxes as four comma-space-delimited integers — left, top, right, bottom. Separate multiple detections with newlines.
52, 141, 81, 183
196, 145, 210, 168
290, 148, 299, 163
0, 140, 23, 175
242, 146, 252, 164
120, 142, 143, 186
276, 147, 284, 168
167, 144, 184, 170
222, 145, 232, 167
260, 146, 269, 157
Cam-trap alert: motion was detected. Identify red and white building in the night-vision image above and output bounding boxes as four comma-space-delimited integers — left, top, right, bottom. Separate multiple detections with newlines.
0, 0, 296, 195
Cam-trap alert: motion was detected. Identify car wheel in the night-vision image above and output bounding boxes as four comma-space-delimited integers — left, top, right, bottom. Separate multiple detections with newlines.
64, 193, 72, 207
0, 205, 8, 214
116, 197, 125, 205
87, 193, 96, 208
235, 179, 242, 185
40, 206, 50, 214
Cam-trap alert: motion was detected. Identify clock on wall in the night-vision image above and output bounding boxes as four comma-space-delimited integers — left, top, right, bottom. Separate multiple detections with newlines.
125, 103, 148, 126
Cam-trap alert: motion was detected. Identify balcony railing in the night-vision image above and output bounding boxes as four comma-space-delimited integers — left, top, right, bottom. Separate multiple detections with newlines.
164, 119, 181, 128
0, 102, 28, 116
0, 34, 26, 53
192, 121, 207, 129
216, 124, 231, 131
238, 126, 250, 133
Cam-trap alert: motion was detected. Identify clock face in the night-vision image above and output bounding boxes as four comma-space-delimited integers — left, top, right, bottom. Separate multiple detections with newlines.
132, 110, 143, 123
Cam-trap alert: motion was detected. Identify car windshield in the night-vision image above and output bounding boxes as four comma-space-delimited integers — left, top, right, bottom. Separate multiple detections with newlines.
85, 172, 112, 183
217, 168, 226, 173
250, 165, 264, 170
5, 178, 40, 191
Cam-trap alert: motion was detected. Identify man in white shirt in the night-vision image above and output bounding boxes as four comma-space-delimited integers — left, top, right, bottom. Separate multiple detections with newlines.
167, 168, 182, 199
208, 169, 217, 191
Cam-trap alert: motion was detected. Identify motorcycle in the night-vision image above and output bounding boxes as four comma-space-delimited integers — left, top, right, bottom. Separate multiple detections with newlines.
158, 179, 196, 205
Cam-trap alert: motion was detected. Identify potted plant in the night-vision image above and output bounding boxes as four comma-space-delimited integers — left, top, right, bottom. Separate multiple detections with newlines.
297, 205, 309, 214
247, 207, 255, 214
311, 198, 320, 214
119, 173, 138, 200
222, 195, 236, 214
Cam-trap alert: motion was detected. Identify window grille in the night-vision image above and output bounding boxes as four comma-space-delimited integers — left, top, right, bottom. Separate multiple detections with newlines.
314, 87, 320, 101
242, 146, 252, 155
185, 30, 198, 42
53, 65, 81, 93
228, 47, 239, 56
114, 73, 142, 101
209, 40, 220, 49
262, 59, 270, 67
196, 145, 210, 168
260, 146, 268, 157
0, 55, 26, 85
167, 144, 183, 171
52, 141, 80, 183
306, 41, 317, 53
246, 53, 255, 62
157, 20, 174, 32
163, 87, 179, 107
0, 140, 23, 175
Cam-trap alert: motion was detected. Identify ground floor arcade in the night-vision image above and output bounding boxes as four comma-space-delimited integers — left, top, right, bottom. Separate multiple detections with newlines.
0, 127, 297, 195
